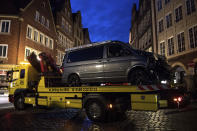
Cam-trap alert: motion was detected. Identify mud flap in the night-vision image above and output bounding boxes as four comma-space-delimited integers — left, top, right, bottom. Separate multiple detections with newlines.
131, 94, 158, 111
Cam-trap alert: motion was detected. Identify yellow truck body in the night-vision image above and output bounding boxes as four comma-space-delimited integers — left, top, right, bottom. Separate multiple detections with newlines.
8, 64, 169, 122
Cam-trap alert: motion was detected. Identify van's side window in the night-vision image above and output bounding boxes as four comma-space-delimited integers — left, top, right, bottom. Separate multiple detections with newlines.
67, 46, 103, 62
107, 45, 131, 58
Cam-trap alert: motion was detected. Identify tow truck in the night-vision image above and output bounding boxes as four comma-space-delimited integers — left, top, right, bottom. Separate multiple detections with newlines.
7, 52, 184, 122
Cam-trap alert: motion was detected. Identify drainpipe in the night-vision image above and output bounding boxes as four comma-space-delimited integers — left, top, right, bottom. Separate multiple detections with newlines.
16, 16, 23, 65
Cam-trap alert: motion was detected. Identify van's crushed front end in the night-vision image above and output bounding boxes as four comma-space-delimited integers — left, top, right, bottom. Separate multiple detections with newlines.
135, 50, 172, 84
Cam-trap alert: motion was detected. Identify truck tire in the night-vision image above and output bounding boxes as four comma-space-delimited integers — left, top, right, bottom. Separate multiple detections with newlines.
68, 74, 81, 87
14, 95, 26, 110
85, 100, 106, 122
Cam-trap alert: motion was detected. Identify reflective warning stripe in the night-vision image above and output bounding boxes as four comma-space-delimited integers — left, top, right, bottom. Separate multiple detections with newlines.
137, 85, 170, 90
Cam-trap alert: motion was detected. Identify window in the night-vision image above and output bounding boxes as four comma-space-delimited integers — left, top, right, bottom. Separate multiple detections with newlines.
107, 45, 131, 58
165, 0, 170, 4
157, 0, 162, 11
61, 17, 65, 29
186, 0, 196, 15
49, 39, 53, 49
35, 11, 40, 21
20, 69, 25, 79
160, 42, 165, 56
57, 51, 65, 64
177, 32, 185, 52
166, 13, 172, 28
0, 44, 8, 58
65, 22, 68, 33
41, 2, 46, 8
175, 6, 183, 22
68, 12, 71, 18
69, 25, 72, 34
168, 37, 174, 56
27, 26, 33, 39
45, 37, 48, 47
34, 30, 38, 42
158, 19, 164, 32
67, 46, 104, 63
40, 33, 44, 44
41, 16, 45, 25
0, 20, 11, 33
189, 25, 197, 48
25, 48, 31, 59
24, 47, 40, 61
46, 19, 49, 28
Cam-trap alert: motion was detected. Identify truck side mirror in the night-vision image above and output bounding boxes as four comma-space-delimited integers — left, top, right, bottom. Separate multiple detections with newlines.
6, 70, 13, 82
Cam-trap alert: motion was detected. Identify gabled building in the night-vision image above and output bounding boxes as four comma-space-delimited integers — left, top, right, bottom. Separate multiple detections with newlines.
72, 11, 84, 47
0, 0, 92, 83
155, 0, 197, 91
129, 0, 156, 53
83, 28, 91, 44
130, 0, 197, 92
0, 0, 57, 73
50, 0, 74, 65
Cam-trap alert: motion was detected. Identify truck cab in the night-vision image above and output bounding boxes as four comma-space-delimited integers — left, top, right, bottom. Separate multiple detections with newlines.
7, 63, 40, 103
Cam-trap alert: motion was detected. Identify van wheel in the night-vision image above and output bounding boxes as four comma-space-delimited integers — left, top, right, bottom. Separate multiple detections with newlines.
130, 70, 150, 85
68, 74, 81, 87
85, 100, 106, 122
14, 94, 26, 110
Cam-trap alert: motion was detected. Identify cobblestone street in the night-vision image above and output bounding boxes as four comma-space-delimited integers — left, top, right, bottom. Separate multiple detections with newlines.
0, 102, 197, 131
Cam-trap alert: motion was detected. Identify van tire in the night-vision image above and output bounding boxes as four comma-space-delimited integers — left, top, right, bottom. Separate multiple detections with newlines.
14, 94, 26, 110
85, 100, 106, 122
68, 74, 81, 87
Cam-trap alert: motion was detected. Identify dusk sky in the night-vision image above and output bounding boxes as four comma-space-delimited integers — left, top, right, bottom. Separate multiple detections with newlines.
71, 0, 139, 43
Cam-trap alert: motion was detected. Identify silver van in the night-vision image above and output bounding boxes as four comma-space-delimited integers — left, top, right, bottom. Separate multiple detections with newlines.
62, 41, 171, 86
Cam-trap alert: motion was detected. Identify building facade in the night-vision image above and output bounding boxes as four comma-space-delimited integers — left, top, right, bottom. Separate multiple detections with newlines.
0, 0, 57, 83
155, 0, 197, 90
72, 11, 84, 47
0, 0, 91, 85
130, 0, 197, 91
129, 0, 155, 52
50, 0, 74, 65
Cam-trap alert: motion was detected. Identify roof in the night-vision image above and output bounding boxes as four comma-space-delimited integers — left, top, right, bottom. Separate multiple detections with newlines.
72, 11, 81, 23
65, 41, 112, 52
65, 40, 126, 52
50, 0, 72, 14
0, 0, 32, 15
50, 0, 65, 12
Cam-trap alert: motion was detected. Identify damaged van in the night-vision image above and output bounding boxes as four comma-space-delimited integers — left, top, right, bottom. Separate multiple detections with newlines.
62, 41, 171, 86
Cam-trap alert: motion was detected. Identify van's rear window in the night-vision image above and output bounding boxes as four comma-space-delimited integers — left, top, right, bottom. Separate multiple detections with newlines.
67, 46, 103, 62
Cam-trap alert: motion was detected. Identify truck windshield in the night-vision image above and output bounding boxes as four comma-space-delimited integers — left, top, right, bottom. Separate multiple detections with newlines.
7, 70, 19, 82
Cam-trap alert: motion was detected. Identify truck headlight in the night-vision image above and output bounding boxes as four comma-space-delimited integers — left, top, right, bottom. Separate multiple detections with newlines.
161, 80, 167, 84
10, 82, 13, 88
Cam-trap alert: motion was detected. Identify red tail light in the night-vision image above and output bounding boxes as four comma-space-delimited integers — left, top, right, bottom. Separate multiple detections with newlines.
178, 97, 182, 102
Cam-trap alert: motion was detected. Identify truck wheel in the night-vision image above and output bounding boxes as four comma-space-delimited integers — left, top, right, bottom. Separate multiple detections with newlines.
130, 70, 149, 85
68, 74, 81, 87
14, 95, 25, 110
85, 100, 106, 122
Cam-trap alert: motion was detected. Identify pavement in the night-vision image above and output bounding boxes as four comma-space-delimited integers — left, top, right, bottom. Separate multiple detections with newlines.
1, 93, 197, 131
0, 100, 197, 131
